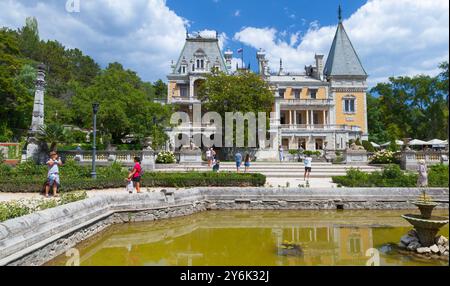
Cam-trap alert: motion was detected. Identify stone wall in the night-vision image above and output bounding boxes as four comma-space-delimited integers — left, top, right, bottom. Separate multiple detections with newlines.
0, 187, 448, 266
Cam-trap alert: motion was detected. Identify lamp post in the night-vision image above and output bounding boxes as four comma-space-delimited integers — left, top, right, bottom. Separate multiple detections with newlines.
91, 103, 100, 179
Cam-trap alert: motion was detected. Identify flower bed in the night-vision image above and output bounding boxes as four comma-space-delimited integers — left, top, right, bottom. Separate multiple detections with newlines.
0, 191, 87, 222
156, 151, 176, 164
370, 150, 399, 164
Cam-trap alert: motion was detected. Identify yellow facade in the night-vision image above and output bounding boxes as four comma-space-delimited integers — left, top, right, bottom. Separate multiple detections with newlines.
283, 87, 293, 99
298, 87, 327, 100
168, 81, 179, 100
335, 92, 367, 133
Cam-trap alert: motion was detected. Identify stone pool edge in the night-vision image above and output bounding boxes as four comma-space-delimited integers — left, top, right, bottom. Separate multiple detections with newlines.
0, 187, 448, 266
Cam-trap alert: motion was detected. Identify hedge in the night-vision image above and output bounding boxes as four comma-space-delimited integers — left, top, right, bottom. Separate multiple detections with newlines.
332, 164, 448, 187
0, 172, 266, 193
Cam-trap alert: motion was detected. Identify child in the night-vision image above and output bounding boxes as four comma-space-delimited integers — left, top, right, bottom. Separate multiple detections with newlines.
126, 167, 134, 194
126, 178, 134, 194
244, 154, 251, 173
213, 160, 220, 172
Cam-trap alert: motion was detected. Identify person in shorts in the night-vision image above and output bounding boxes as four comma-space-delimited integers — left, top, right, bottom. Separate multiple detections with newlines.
235, 152, 243, 173
304, 155, 313, 182
206, 148, 212, 167
244, 154, 251, 173
128, 157, 142, 193
45, 151, 63, 198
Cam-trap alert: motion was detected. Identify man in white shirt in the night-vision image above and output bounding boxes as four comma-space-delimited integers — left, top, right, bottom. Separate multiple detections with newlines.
304, 155, 313, 182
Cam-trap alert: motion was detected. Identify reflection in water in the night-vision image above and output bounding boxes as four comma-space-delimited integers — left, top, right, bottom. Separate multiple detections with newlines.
47, 210, 449, 266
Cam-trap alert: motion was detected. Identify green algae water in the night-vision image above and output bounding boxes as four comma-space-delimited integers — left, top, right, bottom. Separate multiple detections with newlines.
47, 210, 449, 266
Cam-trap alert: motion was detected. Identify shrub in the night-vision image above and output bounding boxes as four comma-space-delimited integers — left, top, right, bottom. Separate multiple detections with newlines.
362, 140, 375, 152
0, 191, 88, 222
96, 162, 126, 179
0, 201, 30, 222
428, 164, 449, 187
0, 172, 266, 193
14, 160, 47, 177
332, 164, 447, 187
156, 151, 176, 164
370, 150, 398, 164
303, 151, 321, 157
60, 191, 88, 205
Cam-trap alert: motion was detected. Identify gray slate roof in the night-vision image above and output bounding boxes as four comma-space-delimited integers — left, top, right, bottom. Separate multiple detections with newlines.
324, 23, 367, 78
172, 37, 228, 74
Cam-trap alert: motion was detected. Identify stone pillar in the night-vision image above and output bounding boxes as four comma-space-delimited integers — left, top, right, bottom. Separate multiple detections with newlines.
141, 148, 155, 171
25, 64, 47, 163
400, 150, 417, 171
306, 110, 309, 126
293, 110, 297, 125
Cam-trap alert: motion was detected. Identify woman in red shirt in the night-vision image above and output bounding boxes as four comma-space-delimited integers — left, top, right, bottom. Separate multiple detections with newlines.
128, 157, 142, 193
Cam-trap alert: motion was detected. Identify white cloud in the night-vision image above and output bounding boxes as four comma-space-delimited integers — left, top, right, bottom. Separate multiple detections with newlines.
234, 10, 240, 17
198, 29, 228, 50
234, 0, 449, 85
0, 0, 187, 82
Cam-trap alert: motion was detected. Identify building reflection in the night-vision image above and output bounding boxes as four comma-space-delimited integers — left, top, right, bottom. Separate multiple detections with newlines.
63, 211, 444, 266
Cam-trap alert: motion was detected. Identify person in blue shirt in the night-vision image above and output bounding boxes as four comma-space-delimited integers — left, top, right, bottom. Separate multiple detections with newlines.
235, 152, 243, 173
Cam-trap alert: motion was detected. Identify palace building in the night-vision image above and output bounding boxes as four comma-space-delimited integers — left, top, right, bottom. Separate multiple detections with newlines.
166, 16, 368, 157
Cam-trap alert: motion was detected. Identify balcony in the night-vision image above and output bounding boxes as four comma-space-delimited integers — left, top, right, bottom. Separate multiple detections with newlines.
166, 122, 217, 133
170, 96, 201, 104
278, 98, 333, 106
280, 124, 362, 132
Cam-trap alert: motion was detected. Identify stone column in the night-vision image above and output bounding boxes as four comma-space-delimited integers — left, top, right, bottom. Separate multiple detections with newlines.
306, 110, 309, 126
25, 63, 47, 163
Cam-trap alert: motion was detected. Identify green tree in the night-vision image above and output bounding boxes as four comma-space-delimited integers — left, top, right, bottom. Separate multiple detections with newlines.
71, 63, 171, 147
198, 71, 274, 147
369, 63, 449, 141
37, 123, 68, 151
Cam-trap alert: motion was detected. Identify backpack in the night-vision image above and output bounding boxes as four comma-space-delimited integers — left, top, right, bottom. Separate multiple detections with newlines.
138, 164, 145, 177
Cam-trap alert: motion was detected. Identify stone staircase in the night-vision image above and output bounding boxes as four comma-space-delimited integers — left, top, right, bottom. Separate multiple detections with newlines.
155, 162, 383, 178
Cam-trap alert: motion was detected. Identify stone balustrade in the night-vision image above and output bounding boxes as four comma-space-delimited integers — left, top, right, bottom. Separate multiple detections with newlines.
58, 150, 155, 171
401, 150, 449, 171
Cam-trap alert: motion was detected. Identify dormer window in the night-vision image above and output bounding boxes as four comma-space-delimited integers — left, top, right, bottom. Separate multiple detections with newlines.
293, 89, 301, 99
309, 89, 317, 99
181, 65, 187, 74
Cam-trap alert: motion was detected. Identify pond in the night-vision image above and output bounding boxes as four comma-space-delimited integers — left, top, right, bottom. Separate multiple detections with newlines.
47, 210, 449, 266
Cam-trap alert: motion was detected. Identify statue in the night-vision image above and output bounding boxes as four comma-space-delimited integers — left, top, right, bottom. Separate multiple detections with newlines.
417, 160, 428, 188
348, 142, 365, 151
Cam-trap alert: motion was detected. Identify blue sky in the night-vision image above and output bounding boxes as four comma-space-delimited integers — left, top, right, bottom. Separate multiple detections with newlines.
167, 0, 366, 71
0, 0, 448, 86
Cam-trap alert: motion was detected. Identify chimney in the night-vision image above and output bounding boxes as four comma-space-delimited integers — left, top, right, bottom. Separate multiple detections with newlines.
224, 49, 233, 71
315, 54, 324, 80
256, 49, 267, 76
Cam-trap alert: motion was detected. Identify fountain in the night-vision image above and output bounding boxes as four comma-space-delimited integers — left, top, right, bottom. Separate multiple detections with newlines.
401, 190, 449, 248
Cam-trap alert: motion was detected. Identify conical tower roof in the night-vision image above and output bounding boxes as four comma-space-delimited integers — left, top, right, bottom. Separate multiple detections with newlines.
324, 21, 367, 78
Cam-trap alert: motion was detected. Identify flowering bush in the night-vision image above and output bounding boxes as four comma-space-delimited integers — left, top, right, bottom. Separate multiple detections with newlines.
156, 151, 176, 164
0, 191, 87, 222
370, 150, 398, 164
